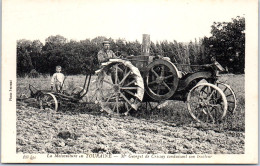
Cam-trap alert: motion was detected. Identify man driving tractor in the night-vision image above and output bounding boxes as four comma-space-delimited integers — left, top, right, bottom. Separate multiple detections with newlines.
97, 40, 118, 64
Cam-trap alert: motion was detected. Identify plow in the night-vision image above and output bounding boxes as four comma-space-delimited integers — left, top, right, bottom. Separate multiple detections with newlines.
20, 34, 237, 124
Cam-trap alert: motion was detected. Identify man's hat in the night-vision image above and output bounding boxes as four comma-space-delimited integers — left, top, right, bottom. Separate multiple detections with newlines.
102, 40, 110, 45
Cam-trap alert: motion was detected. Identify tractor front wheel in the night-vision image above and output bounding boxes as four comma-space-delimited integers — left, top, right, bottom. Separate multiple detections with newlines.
187, 83, 228, 124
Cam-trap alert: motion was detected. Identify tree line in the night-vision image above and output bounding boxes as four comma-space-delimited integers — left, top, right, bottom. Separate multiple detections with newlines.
17, 16, 245, 76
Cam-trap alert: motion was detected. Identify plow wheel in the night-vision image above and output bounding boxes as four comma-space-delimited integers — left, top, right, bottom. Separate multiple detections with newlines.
187, 83, 228, 124
39, 93, 58, 111
216, 82, 237, 113
96, 59, 144, 115
145, 59, 179, 100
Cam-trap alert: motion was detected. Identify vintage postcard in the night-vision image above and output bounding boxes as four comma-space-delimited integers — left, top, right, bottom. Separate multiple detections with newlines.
1, 0, 258, 164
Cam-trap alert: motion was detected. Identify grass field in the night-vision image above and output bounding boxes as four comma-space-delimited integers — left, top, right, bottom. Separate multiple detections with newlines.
16, 74, 245, 154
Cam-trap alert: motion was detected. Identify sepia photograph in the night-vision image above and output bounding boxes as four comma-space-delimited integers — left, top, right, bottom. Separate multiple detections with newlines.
2, 0, 258, 164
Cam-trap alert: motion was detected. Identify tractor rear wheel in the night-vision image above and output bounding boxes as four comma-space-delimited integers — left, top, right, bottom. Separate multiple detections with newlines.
96, 59, 144, 115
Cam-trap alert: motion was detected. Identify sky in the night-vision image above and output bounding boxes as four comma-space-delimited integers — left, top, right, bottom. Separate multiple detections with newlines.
3, 0, 247, 43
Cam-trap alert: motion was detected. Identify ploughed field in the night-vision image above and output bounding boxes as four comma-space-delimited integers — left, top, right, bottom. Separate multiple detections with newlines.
16, 74, 245, 154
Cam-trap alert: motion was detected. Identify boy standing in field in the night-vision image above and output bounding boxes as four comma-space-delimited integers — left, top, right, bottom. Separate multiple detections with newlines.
51, 66, 66, 93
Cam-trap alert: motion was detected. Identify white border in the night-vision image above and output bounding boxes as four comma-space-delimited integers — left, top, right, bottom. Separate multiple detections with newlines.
1, 0, 258, 163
